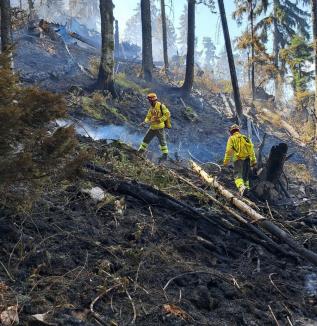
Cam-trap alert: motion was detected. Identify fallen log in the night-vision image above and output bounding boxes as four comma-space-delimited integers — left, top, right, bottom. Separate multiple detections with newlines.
86, 163, 297, 259
87, 167, 289, 253
191, 160, 317, 266
86, 171, 224, 232
167, 169, 297, 260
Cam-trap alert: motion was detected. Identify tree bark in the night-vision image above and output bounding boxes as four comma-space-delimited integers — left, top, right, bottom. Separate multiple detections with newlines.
114, 19, 120, 58
273, 0, 279, 97
250, 0, 255, 101
217, 0, 243, 122
181, 0, 195, 95
312, 0, 317, 141
141, 0, 153, 81
97, 0, 116, 96
27, 0, 34, 11
160, 0, 169, 72
0, 0, 12, 53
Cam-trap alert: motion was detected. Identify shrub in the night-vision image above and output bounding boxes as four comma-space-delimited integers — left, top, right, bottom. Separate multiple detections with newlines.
0, 53, 81, 211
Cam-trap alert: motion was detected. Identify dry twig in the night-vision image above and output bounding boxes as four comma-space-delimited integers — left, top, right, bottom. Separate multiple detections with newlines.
268, 305, 280, 326
90, 284, 121, 325
125, 289, 137, 324
269, 273, 287, 299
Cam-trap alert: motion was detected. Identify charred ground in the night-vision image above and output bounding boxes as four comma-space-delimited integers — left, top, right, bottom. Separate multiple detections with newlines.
1, 21, 317, 326
1, 139, 317, 325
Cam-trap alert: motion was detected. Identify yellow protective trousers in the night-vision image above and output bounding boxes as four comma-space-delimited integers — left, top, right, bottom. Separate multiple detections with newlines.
138, 128, 168, 154
233, 158, 251, 190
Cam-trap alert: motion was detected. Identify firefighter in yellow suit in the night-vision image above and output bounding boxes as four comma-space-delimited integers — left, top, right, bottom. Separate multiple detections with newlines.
139, 93, 171, 160
223, 124, 257, 196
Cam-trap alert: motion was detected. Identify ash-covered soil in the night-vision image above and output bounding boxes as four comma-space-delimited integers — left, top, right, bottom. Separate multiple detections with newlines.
1, 139, 317, 325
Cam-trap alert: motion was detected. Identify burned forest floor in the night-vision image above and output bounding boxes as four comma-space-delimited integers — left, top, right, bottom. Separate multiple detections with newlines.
1, 138, 317, 325
1, 20, 317, 326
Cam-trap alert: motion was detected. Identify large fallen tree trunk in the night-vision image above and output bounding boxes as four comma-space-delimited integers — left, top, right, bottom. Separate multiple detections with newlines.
191, 160, 317, 266
86, 163, 297, 259
167, 169, 297, 261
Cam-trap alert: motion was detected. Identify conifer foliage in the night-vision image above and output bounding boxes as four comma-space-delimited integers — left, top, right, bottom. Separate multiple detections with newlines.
0, 54, 79, 210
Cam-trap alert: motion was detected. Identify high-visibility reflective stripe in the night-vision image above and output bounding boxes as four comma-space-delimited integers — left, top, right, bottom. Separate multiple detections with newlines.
234, 178, 244, 189
160, 145, 169, 154
245, 180, 250, 189
139, 142, 148, 150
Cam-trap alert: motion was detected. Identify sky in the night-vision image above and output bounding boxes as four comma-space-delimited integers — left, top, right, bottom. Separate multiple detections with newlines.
113, 0, 244, 53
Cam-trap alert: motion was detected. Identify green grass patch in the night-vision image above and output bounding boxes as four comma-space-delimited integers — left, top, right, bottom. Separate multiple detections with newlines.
115, 73, 149, 94
82, 96, 104, 120
106, 105, 128, 122
184, 106, 198, 121
81, 93, 127, 122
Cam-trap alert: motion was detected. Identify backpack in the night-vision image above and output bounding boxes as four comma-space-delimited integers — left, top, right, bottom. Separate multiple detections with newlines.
235, 134, 252, 158
160, 103, 172, 129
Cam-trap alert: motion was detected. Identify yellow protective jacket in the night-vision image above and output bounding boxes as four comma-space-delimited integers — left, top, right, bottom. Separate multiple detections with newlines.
223, 132, 257, 165
144, 101, 170, 130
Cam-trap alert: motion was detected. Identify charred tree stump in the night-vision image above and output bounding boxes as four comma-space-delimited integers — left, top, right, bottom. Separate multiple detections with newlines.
254, 143, 288, 202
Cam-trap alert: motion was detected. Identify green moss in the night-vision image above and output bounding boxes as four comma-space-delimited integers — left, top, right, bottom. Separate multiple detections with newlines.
115, 73, 149, 94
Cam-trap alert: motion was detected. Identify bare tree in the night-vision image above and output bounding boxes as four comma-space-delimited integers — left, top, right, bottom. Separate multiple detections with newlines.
0, 0, 12, 53
181, 0, 195, 94
141, 0, 153, 81
217, 0, 243, 121
160, 0, 169, 72
97, 0, 115, 95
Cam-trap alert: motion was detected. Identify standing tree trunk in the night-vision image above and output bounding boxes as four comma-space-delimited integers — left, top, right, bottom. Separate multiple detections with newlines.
160, 0, 169, 73
181, 0, 195, 95
273, 0, 279, 97
114, 19, 120, 58
141, 0, 153, 81
217, 0, 243, 122
27, 0, 34, 11
249, 0, 255, 101
312, 0, 317, 141
97, 0, 115, 96
0, 0, 12, 53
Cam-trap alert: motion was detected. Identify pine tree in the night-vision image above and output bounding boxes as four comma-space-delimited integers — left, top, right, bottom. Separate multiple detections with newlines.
97, 0, 116, 95
141, 0, 153, 81
280, 35, 313, 109
311, 0, 317, 140
202, 37, 216, 68
233, 0, 268, 100
178, 4, 188, 55
0, 0, 12, 52
0, 53, 80, 210
160, 0, 169, 71
181, 0, 195, 94
256, 0, 310, 95
217, 0, 243, 121
124, 1, 177, 61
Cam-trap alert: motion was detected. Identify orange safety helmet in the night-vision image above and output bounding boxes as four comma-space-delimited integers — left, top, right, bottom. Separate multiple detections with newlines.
229, 124, 240, 135
147, 93, 158, 101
